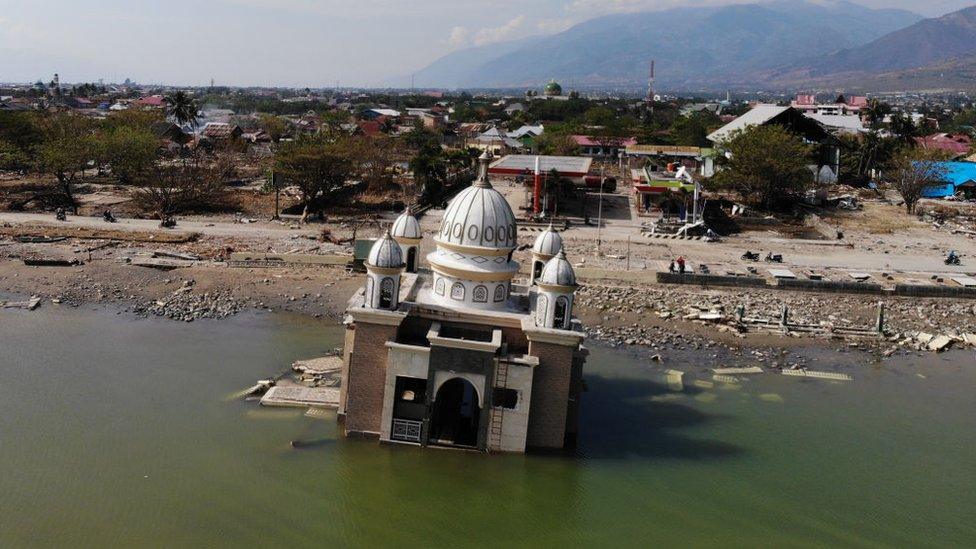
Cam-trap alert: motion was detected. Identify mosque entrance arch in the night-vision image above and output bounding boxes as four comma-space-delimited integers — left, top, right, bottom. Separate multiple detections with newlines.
428, 378, 481, 448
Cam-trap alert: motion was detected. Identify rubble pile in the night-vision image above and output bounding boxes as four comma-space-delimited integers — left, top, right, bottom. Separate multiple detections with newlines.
133, 281, 245, 321
575, 283, 976, 355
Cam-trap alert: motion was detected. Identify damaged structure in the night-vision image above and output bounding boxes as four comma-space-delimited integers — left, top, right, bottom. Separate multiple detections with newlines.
338, 151, 587, 453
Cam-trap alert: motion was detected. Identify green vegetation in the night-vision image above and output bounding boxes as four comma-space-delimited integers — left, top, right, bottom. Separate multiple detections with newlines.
711, 125, 815, 211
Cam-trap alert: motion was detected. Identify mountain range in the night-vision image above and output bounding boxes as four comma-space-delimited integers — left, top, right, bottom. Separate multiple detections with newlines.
403, 0, 976, 92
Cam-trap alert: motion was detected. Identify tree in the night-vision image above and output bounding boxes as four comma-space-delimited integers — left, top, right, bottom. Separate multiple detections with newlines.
888, 150, 949, 214
0, 140, 30, 171
34, 114, 98, 212
132, 154, 231, 220
862, 99, 892, 130
711, 125, 815, 211
669, 111, 720, 147
888, 113, 917, 147
838, 132, 899, 186
164, 90, 200, 128
96, 126, 160, 184
273, 136, 354, 223
257, 113, 289, 143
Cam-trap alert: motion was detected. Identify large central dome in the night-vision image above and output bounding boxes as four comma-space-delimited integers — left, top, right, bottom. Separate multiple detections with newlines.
436, 158, 517, 251
427, 151, 520, 311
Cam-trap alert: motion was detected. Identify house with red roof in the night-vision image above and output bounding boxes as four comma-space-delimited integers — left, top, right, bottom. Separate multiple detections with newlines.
916, 133, 972, 157
571, 135, 637, 158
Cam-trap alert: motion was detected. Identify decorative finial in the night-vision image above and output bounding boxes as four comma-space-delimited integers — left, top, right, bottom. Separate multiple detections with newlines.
474, 149, 493, 188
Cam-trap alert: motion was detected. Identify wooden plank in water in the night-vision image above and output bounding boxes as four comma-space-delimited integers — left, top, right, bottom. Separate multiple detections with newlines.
782, 369, 853, 381
260, 386, 339, 409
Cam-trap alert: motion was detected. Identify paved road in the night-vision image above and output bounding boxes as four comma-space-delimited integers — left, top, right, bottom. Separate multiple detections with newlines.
0, 212, 321, 239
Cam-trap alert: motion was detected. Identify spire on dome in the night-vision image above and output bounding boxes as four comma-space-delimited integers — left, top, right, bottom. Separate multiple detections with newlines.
473, 150, 493, 189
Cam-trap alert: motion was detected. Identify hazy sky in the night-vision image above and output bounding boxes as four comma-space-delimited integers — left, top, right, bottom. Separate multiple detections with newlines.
0, 0, 972, 87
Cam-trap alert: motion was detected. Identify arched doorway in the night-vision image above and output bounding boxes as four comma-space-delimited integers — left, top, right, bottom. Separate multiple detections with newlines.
429, 378, 481, 448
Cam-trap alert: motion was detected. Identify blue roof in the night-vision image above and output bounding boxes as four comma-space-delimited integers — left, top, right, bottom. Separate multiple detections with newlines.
920, 162, 976, 198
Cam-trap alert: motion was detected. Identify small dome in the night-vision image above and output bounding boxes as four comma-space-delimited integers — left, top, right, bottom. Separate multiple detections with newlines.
437, 151, 518, 250
532, 225, 563, 257
539, 250, 576, 287
391, 206, 421, 240
367, 232, 404, 269
544, 80, 562, 96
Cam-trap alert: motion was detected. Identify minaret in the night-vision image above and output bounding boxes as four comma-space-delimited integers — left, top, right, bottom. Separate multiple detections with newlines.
534, 249, 578, 330
390, 205, 422, 273
530, 223, 563, 285
363, 231, 405, 310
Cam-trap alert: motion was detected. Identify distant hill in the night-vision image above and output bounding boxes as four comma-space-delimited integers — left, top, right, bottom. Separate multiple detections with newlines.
767, 5, 976, 90
407, 0, 921, 90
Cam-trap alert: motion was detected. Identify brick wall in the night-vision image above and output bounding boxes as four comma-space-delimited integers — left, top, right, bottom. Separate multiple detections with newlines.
526, 340, 575, 449
344, 322, 399, 435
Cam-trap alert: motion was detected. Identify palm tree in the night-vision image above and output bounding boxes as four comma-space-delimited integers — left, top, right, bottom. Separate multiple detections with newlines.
164, 90, 199, 129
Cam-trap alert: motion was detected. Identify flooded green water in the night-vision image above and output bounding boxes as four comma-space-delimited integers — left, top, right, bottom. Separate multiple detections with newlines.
1, 305, 974, 547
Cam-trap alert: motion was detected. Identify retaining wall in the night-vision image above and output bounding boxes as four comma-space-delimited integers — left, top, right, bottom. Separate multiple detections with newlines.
774, 278, 886, 295
894, 284, 976, 298
655, 272, 767, 288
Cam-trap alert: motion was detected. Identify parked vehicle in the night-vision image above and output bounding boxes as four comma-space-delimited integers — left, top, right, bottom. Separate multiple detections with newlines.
741, 251, 759, 261
764, 252, 784, 263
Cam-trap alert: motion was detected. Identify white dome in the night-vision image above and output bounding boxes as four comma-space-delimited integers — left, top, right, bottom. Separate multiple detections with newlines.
539, 250, 576, 287
367, 232, 404, 269
532, 226, 563, 257
391, 207, 422, 240
437, 151, 517, 250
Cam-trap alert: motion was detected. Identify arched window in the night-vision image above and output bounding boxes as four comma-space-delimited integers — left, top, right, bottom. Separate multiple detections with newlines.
554, 296, 569, 328
450, 282, 465, 301
380, 278, 395, 309
473, 285, 488, 303
536, 294, 548, 326
435, 277, 445, 296
532, 260, 544, 282
406, 247, 417, 273
493, 284, 506, 302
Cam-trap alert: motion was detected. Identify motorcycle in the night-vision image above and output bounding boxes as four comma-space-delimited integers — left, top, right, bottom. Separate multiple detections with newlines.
741, 251, 759, 261
102, 210, 117, 223
159, 216, 176, 229
55, 208, 66, 221
699, 264, 711, 275
764, 252, 784, 263
945, 252, 961, 265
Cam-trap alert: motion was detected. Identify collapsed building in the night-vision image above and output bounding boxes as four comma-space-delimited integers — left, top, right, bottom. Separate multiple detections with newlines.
338, 151, 587, 453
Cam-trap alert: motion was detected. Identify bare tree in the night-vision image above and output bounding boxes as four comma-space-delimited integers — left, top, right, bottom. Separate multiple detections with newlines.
132, 154, 231, 220
889, 151, 948, 215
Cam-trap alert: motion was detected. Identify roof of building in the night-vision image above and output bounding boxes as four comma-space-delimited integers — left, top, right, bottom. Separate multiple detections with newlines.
532, 226, 563, 257
544, 80, 562, 96
625, 144, 705, 157
707, 104, 831, 144
201, 122, 242, 139
916, 133, 972, 156
367, 232, 405, 269
472, 127, 523, 149
489, 154, 593, 177
508, 125, 544, 138
807, 113, 867, 134
369, 108, 401, 117
539, 250, 576, 287
390, 207, 422, 240
134, 95, 165, 107
571, 135, 637, 148
437, 151, 518, 250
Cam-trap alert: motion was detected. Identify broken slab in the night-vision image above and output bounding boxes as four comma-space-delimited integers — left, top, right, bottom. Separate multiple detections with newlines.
848, 272, 872, 281
768, 268, 797, 279
0, 296, 41, 310
950, 276, 976, 288
152, 250, 202, 261
782, 370, 853, 381
260, 386, 339, 409
927, 335, 952, 352
713, 366, 764, 375
131, 258, 194, 270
